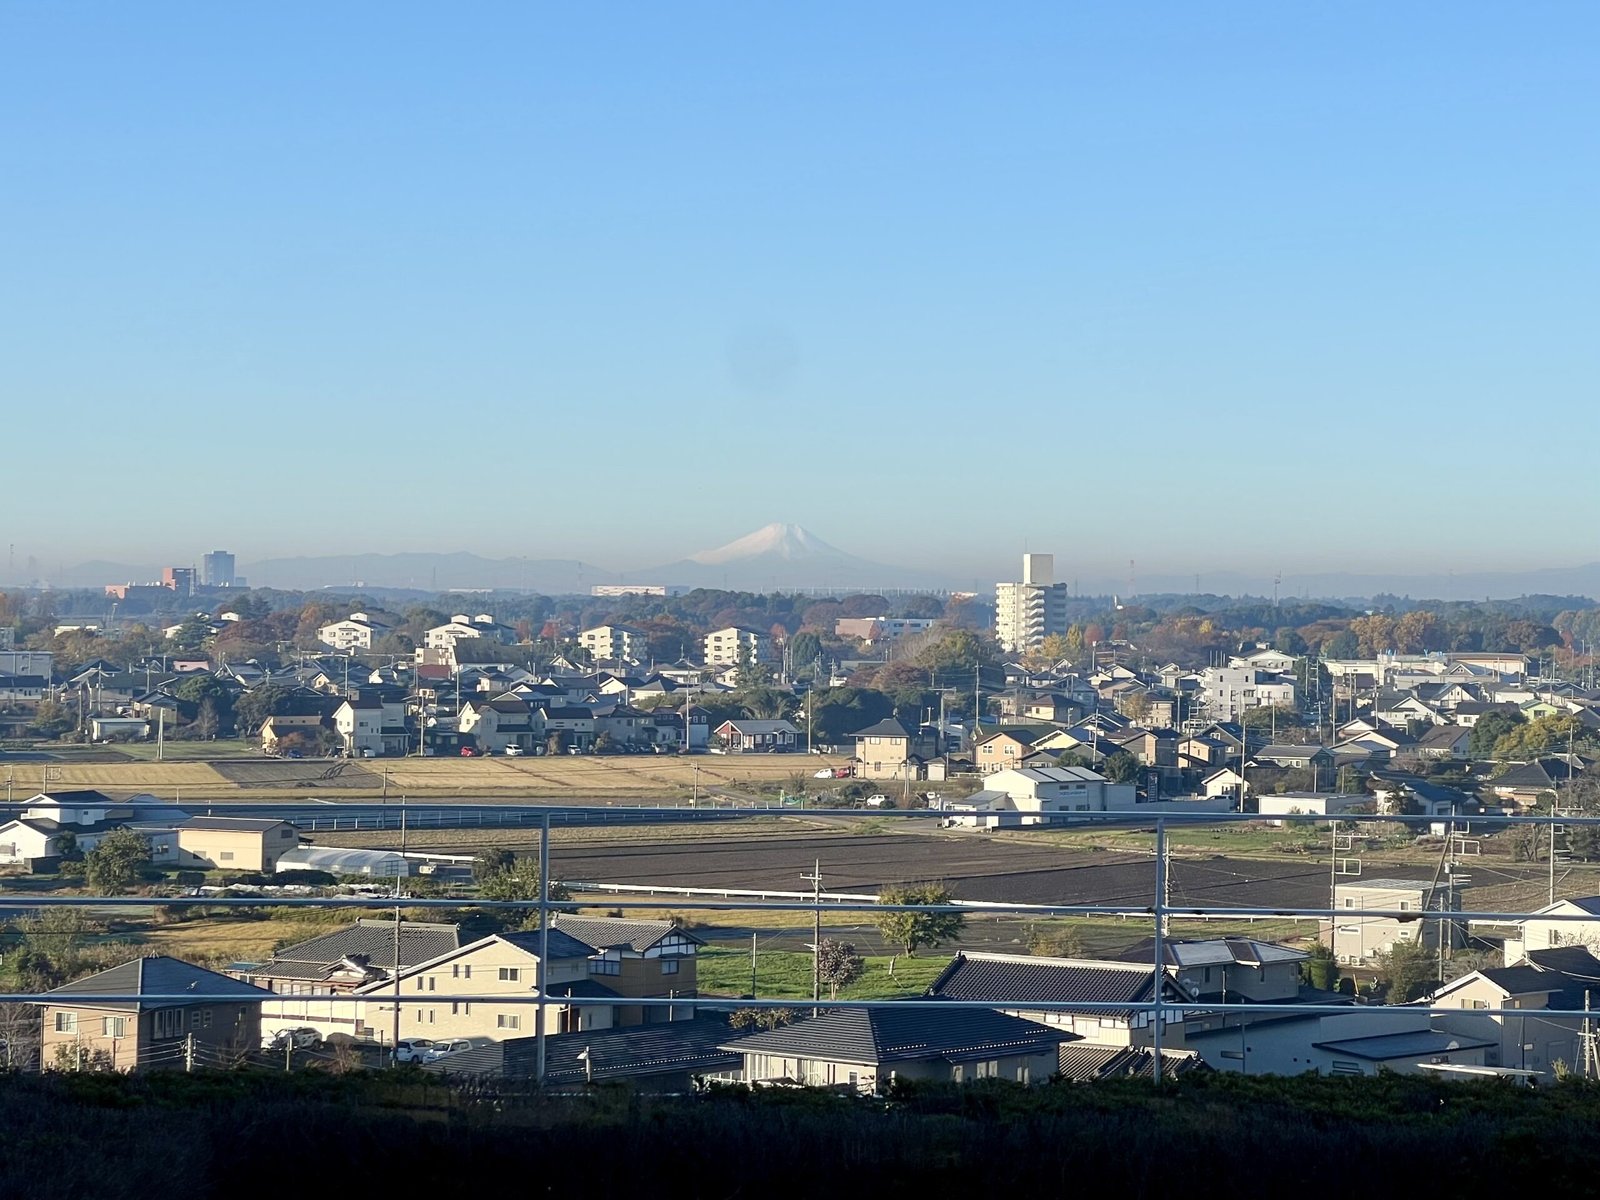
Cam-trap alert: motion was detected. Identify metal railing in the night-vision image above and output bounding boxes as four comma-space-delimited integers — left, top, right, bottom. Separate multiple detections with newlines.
8, 805, 1600, 1087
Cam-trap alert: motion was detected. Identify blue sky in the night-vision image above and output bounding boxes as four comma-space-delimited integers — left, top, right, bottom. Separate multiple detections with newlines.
2, 3, 1596, 584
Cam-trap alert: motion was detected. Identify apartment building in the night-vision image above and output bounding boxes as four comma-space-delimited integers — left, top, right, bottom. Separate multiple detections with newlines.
703, 626, 773, 667
995, 554, 1070, 654
581, 624, 649, 663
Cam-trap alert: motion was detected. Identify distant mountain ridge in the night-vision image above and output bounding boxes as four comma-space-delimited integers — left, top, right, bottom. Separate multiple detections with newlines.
649, 523, 951, 591
24, 527, 1600, 601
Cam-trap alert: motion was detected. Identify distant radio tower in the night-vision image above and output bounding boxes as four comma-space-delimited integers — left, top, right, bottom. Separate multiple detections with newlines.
1127, 559, 1136, 600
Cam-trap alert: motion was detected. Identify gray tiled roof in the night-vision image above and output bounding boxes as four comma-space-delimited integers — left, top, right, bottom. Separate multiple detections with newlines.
552, 915, 704, 954
47, 956, 274, 1012
497, 929, 606, 961
926, 953, 1188, 1018
1057, 1043, 1206, 1081
251, 919, 460, 980
721, 1004, 1072, 1066
1312, 1030, 1495, 1061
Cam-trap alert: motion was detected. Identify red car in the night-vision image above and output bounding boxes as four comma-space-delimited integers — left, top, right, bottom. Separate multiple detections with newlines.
460, 746, 477, 757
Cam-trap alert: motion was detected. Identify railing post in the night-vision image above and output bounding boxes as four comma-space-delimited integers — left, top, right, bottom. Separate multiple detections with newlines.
1152, 817, 1166, 1085
535, 809, 551, 1086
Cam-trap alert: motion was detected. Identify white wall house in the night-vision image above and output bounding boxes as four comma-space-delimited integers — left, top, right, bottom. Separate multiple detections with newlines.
318, 613, 391, 653
424, 615, 516, 651
953, 766, 1135, 827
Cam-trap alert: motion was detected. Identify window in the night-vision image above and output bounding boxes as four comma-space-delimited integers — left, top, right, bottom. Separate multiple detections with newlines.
497, 1014, 520, 1030
220, 851, 234, 861
153, 1008, 185, 1040
104, 1016, 127, 1038
661, 959, 679, 975
463, 965, 471, 980
498, 967, 520, 982
54, 1011, 78, 1034
427, 977, 436, 992
452, 964, 459, 979
588, 958, 620, 976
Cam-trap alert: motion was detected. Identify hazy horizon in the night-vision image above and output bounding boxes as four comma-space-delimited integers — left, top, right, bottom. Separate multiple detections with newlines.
3, 4, 1597, 575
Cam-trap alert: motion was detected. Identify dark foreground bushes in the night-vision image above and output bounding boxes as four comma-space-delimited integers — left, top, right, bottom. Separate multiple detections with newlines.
4, 1068, 1600, 1200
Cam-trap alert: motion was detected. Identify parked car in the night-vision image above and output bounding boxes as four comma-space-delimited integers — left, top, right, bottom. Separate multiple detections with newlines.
265, 1027, 322, 1050
504, 744, 524, 756
813, 768, 835, 778
460, 746, 477, 756
423, 1038, 480, 1062
865, 795, 891, 808
392, 1038, 437, 1063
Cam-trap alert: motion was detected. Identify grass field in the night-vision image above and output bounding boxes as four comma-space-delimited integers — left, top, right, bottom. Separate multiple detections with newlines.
137, 915, 331, 966
697, 946, 951, 1000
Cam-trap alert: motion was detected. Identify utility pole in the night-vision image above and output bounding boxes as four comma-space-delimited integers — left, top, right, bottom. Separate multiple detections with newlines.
749, 931, 758, 999
802, 860, 823, 1016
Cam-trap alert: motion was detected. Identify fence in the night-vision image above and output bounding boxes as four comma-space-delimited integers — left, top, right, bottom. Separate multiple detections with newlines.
8, 805, 1600, 1087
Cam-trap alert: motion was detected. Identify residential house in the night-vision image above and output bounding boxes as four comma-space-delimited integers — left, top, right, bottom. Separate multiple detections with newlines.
457, 695, 546, 755
1185, 1007, 1493, 1078
973, 727, 1056, 775
723, 1004, 1071, 1093
1254, 744, 1334, 774
1111, 937, 1311, 1007
1428, 947, 1600, 1077
425, 614, 516, 652
594, 704, 659, 750
925, 952, 1193, 1052
1502, 897, 1600, 963
712, 719, 799, 753
1233, 648, 1301, 675
176, 817, 300, 871
333, 691, 410, 757
1326, 877, 1464, 965
41, 956, 272, 1072
852, 717, 938, 781
1488, 759, 1579, 810
317, 612, 393, 654
541, 706, 598, 753
1255, 792, 1372, 826
234, 918, 462, 1043
1409, 724, 1473, 762
361, 916, 701, 1044
649, 705, 709, 752
0, 791, 188, 871
1198, 666, 1296, 720
1201, 765, 1248, 802
551, 915, 704, 1026
953, 766, 1134, 827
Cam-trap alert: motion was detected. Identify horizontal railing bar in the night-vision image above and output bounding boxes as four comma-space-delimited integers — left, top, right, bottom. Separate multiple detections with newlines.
19, 993, 1600, 1021
5, 895, 1600, 922
10, 803, 1596, 825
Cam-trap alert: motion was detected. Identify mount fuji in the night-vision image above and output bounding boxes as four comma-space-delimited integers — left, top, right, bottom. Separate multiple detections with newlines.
644, 523, 946, 591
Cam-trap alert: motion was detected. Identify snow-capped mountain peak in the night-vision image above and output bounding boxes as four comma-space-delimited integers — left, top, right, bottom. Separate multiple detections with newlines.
687, 523, 846, 566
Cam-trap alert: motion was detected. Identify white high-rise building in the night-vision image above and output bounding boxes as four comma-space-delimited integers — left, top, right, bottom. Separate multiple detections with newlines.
995, 553, 1070, 655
